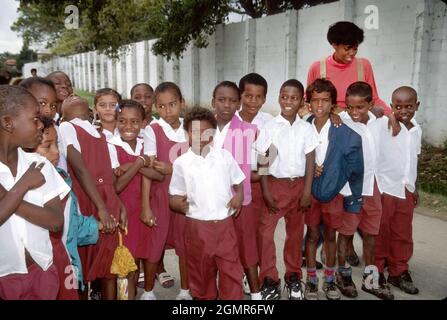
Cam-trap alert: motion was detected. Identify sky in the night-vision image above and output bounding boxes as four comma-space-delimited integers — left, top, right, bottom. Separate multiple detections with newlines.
0, 0, 22, 54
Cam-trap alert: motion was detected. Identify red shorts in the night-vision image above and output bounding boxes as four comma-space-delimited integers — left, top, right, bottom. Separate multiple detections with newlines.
338, 182, 382, 236
233, 203, 258, 268
306, 194, 344, 230
0, 264, 59, 300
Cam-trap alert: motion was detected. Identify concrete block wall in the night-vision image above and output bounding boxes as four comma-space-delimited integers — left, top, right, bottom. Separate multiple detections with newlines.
23, 0, 447, 146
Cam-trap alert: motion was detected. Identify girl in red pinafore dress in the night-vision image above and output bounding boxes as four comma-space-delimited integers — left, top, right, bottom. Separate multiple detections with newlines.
140, 82, 190, 300
108, 100, 164, 299
59, 95, 127, 300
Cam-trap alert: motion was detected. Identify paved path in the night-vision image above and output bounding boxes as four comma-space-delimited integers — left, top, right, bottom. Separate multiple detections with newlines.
139, 209, 447, 300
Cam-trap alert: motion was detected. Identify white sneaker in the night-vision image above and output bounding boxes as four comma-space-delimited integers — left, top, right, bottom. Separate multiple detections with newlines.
176, 290, 193, 300
243, 274, 251, 295
139, 290, 157, 300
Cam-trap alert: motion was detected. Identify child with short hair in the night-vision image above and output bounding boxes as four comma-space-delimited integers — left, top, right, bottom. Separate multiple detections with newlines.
94, 88, 122, 141
336, 81, 394, 300
169, 106, 245, 300
0, 85, 70, 300
141, 82, 190, 300
212, 80, 261, 300
130, 83, 154, 127
20, 77, 59, 120
46, 71, 74, 121
304, 78, 364, 300
257, 79, 318, 300
59, 94, 127, 300
108, 100, 164, 299
375, 86, 421, 295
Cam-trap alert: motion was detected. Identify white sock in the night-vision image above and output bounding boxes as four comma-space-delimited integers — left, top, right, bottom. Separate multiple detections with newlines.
251, 292, 262, 300
179, 289, 190, 296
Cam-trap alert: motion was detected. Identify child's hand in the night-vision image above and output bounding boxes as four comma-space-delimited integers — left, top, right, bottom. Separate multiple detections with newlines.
178, 196, 189, 214
387, 112, 401, 137
371, 106, 385, 118
314, 165, 324, 178
153, 159, 172, 175
20, 162, 46, 190
251, 171, 262, 183
413, 190, 419, 207
119, 201, 128, 231
227, 194, 243, 217
97, 208, 117, 234
329, 112, 342, 128
141, 207, 157, 228
300, 193, 312, 213
263, 191, 279, 215
98, 221, 104, 231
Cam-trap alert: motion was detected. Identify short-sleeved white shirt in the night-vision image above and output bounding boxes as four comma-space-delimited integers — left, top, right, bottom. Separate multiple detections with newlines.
59, 118, 101, 157
312, 119, 331, 166
169, 147, 245, 221
108, 134, 144, 169
143, 118, 187, 156
0, 149, 70, 277
258, 114, 319, 178
376, 117, 421, 198
339, 111, 380, 196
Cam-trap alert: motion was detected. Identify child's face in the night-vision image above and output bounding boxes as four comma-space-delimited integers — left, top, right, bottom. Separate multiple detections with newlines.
279, 86, 303, 119
346, 95, 373, 124
391, 91, 419, 126
212, 86, 240, 124
116, 108, 144, 143
155, 90, 184, 128
36, 126, 60, 166
188, 119, 215, 155
62, 102, 90, 122
12, 97, 44, 149
308, 91, 333, 119
240, 84, 266, 116
331, 44, 359, 64
47, 73, 73, 102
95, 94, 118, 124
28, 84, 58, 119
132, 85, 153, 117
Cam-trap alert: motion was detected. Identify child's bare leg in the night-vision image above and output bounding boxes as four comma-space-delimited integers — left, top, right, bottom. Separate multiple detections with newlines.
346, 235, 356, 255
323, 226, 337, 268
101, 277, 117, 300
245, 266, 260, 293
362, 234, 375, 267
305, 225, 320, 269
179, 256, 189, 290
156, 251, 166, 274
143, 260, 159, 292
337, 234, 349, 268
126, 258, 140, 300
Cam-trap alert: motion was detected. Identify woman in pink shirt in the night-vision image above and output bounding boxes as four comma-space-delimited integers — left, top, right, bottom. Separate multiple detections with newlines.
307, 21, 391, 116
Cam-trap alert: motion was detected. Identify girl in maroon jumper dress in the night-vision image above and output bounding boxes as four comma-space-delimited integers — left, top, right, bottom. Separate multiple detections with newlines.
59, 96, 128, 300
140, 82, 190, 300
109, 100, 164, 299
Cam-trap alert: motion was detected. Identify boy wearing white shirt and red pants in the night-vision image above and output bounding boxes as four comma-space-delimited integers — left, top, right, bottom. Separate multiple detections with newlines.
337, 82, 394, 300
169, 107, 245, 300
375, 86, 421, 295
0, 86, 70, 300
257, 79, 318, 300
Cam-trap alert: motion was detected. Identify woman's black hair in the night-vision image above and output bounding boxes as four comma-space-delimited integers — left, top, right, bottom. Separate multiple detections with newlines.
327, 21, 364, 46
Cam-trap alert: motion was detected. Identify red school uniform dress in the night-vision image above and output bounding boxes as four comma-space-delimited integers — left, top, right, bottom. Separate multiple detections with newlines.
108, 135, 146, 259
215, 115, 258, 269
374, 117, 422, 276
59, 119, 121, 283
143, 119, 188, 261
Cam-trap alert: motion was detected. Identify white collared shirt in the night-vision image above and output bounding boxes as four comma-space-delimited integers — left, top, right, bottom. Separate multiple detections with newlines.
339, 111, 380, 196
143, 118, 187, 156
236, 111, 274, 171
169, 147, 245, 221
59, 118, 101, 157
258, 114, 319, 178
108, 134, 144, 169
213, 121, 231, 150
376, 117, 421, 198
312, 119, 331, 166
0, 149, 70, 277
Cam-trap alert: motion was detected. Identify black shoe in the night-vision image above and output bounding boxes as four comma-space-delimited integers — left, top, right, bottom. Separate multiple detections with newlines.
261, 277, 281, 300
284, 273, 305, 300
388, 271, 419, 295
361, 272, 394, 300
335, 271, 358, 298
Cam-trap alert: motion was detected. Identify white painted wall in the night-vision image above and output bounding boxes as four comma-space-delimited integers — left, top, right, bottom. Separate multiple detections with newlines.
24, 0, 447, 146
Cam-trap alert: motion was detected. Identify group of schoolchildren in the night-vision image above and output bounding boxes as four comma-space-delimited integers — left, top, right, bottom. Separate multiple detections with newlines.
0, 22, 422, 301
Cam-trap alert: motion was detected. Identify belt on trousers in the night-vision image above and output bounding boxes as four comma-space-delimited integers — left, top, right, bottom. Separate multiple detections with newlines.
271, 176, 302, 181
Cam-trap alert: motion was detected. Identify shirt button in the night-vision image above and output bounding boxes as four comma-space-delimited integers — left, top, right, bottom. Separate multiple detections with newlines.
98, 178, 104, 183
